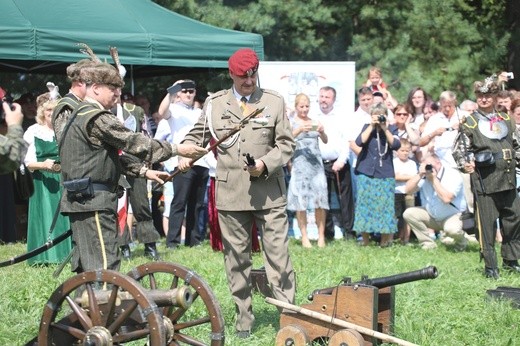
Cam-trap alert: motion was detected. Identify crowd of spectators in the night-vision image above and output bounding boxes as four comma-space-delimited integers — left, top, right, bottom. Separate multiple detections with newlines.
2, 68, 520, 271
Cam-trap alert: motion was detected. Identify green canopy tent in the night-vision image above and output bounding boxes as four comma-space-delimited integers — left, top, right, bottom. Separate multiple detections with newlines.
0, 0, 264, 78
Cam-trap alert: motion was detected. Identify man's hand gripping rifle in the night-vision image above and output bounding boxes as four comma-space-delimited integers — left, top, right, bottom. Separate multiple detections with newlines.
153, 106, 265, 191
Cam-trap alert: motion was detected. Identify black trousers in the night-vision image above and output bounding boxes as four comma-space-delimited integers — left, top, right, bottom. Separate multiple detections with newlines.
323, 160, 355, 239
121, 176, 160, 245
475, 189, 520, 269
167, 166, 209, 247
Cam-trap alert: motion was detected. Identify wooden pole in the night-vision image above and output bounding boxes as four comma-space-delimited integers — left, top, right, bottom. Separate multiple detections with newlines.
266, 297, 419, 346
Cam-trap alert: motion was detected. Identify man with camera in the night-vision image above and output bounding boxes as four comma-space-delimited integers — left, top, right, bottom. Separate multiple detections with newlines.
156, 79, 210, 249
0, 100, 28, 174
403, 154, 467, 251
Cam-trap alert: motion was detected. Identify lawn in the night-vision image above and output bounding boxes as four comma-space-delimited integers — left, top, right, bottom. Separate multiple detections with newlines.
0, 237, 519, 345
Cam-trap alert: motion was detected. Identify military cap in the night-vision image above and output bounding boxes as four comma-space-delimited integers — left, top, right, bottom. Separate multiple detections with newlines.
228, 48, 259, 77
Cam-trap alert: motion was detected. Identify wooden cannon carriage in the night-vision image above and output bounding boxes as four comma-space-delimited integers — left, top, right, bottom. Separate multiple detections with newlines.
269, 266, 438, 346
27, 262, 225, 346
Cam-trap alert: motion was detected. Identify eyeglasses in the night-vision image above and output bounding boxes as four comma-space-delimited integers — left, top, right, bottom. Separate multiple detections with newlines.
395, 112, 409, 116
181, 89, 196, 94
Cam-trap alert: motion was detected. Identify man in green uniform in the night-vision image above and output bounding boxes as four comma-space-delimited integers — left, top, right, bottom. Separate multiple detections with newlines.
58, 61, 206, 274
114, 94, 162, 260
180, 48, 296, 338
0, 101, 27, 174
453, 75, 520, 279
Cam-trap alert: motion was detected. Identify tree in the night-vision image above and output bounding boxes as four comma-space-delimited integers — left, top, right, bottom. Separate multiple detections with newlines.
348, 0, 510, 101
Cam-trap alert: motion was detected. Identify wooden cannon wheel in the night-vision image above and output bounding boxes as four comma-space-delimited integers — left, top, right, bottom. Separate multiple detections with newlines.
127, 261, 225, 346
328, 329, 365, 346
38, 269, 165, 346
275, 325, 310, 346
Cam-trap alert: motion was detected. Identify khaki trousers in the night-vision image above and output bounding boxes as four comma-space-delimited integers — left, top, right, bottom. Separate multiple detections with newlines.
403, 207, 463, 248
219, 205, 296, 331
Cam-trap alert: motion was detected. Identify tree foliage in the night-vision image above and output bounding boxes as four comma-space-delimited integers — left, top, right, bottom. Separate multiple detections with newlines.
155, 0, 513, 102
1, 1, 514, 107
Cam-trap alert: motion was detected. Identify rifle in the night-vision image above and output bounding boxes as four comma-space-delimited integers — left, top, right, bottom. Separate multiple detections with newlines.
154, 106, 265, 190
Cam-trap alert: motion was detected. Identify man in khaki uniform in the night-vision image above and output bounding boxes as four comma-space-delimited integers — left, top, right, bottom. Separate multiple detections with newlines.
180, 48, 296, 337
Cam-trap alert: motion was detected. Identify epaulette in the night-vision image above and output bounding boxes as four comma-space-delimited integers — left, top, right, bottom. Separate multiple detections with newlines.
463, 112, 478, 129
498, 111, 510, 121
56, 95, 80, 110
208, 89, 228, 100
262, 88, 283, 98
123, 103, 136, 112
75, 103, 108, 119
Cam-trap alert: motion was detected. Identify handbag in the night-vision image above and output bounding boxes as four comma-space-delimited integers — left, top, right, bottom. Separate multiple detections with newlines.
13, 164, 34, 200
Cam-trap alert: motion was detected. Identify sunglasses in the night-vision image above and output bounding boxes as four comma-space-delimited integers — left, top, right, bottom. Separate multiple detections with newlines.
395, 112, 409, 116
181, 89, 196, 94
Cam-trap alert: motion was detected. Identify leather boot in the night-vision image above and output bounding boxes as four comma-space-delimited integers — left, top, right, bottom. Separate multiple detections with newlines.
144, 242, 160, 261
120, 245, 131, 260
484, 267, 500, 279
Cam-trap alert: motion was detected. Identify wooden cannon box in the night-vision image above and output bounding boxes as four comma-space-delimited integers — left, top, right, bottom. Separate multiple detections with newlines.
280, 284, 395, 345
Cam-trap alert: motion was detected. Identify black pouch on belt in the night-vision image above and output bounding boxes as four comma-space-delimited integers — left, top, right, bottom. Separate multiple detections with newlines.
63, 177, 94, 201
474, 152, 495, 167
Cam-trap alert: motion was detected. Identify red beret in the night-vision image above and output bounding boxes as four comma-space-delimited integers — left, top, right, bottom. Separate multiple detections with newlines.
228, 48, 259, 77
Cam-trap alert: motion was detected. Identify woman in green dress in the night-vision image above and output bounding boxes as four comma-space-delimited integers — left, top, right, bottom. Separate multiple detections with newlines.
23, 93, 71, 265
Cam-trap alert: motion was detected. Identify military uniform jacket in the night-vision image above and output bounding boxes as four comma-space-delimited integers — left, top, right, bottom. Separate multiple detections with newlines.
183, 87, 295, 211
0, 124, 28, 174
59, 99, 175, 213
455, 110, 519, 194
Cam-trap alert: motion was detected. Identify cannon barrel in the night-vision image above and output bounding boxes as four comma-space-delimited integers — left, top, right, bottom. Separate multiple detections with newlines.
308, 266, 438, 301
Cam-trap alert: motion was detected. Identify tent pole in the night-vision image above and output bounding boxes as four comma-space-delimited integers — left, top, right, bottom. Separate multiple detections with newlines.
130, 65, 135, 95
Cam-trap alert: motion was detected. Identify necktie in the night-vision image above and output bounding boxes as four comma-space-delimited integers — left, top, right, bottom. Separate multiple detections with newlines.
240, 97, 248, 115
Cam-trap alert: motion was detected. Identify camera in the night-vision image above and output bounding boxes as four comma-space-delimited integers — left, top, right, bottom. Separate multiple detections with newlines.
377, 115, 386, 123
0, 86, 14, 120
506, 72, 515, 80
425, 164, 433, 172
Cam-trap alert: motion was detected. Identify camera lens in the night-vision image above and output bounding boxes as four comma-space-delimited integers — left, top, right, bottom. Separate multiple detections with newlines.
425, 164, 433, 171
378, 115, 386, 123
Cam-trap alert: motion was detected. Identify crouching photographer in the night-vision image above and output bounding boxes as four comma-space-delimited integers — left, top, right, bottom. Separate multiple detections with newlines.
403, 154, 468, 251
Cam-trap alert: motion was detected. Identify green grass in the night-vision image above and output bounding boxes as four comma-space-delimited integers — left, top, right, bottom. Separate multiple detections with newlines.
1, 238, 519, 346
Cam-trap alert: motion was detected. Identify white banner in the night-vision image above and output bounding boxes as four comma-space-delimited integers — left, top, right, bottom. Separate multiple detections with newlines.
258, 61, 356, 116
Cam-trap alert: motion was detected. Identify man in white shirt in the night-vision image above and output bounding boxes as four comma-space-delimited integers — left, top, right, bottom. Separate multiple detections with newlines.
156, 79, 210, 248
419, 91, 461, 168
403, 154, 467, 250
315, 86, 354, 239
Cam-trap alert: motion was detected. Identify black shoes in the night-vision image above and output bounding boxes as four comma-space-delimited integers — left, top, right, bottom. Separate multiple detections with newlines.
144, 242, 160, 261
485, 267, 500, 279
120, 245, 131, 260
503, 259, 520, 273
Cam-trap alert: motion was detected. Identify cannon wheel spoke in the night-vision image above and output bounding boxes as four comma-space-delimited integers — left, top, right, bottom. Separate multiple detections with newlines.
128, 262, 225, 346
38, 269, 164, 345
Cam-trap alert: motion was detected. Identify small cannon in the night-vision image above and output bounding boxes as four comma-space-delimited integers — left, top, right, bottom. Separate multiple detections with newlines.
271, 266, 438, 346
28, 262, 225, 346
